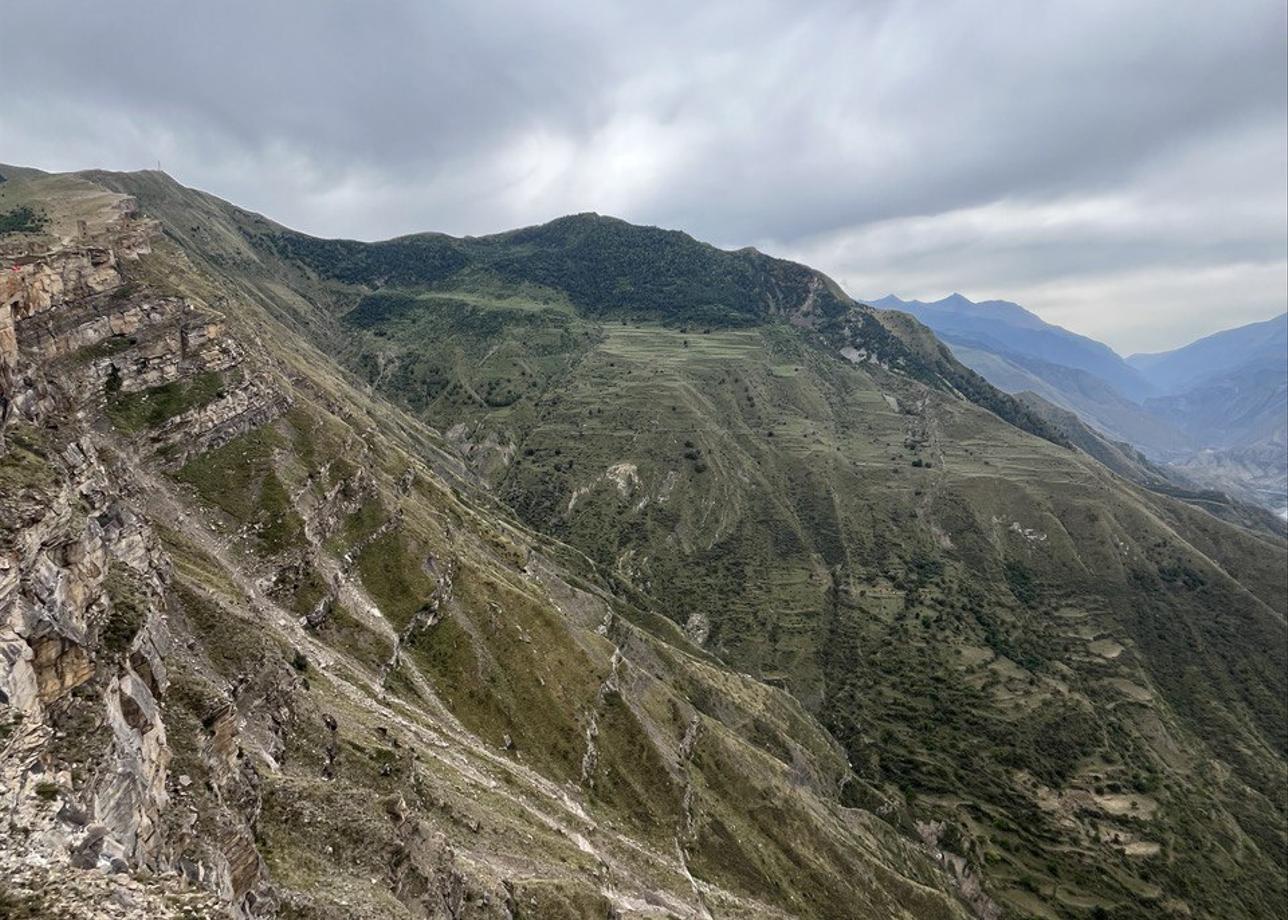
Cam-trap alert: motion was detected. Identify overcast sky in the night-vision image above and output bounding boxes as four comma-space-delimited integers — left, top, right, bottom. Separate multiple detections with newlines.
3, 0, 1284, 353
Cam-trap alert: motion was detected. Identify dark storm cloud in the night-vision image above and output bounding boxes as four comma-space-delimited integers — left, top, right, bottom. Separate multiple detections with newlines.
2, 0, 1284, 351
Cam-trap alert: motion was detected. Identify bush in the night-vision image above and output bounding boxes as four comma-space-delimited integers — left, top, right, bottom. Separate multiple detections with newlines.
0, 206, 48, 233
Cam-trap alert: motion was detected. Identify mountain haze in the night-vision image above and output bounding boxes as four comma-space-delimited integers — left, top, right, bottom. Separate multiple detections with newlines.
1128, 313, 1288, 395
868, 294, 1152, 400
872, 293, 1287, 517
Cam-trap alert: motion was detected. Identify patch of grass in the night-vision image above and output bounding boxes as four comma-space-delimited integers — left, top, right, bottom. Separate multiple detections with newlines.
405, 570, 600, 783
354, 530, 434, 631
0, 424, 59, 496
101, 567, 151, 656
586, 690, 683, 839
173, 584, 271, 677
0, 205, 47, 233
317, 604, 392, 674
75, 334, 137, 362
333, 498, 387, 551
175, 426, 305, 555
152, 522, 243, 600
271, 561, 329, 618
106, 370, 227, 432
256, 468, 302, 553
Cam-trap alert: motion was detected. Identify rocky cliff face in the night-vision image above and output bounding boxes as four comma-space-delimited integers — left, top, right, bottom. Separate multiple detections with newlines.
0, 199, 281, 916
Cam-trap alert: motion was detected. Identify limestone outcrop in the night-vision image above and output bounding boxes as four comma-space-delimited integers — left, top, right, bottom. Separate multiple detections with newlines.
1, 201, 278, 917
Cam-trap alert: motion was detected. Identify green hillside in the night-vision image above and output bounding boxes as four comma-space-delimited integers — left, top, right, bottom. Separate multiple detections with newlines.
330, 296, 1288, 918
1, 168, 984, 919
9, 166, 1283, 920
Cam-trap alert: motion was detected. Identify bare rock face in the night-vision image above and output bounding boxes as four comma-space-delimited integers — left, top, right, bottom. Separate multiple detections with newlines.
0, 297, 16, 379
0, 432, 174, 867
1, 441, 110, 720
0, 208, 269, 915
2, 233, 127, 425
29, 635, 95, 703
3, 245, 121, 319
151, 376, 292, 469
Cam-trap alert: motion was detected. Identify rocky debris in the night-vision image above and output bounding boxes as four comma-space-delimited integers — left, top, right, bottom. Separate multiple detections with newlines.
149, 377, 291, 469
298, 465, 375, 549
0, 837, 224, 919
681, 611, 710, 647
388, 822, 472, 918
580, 649, 623, 787
340, 511, 403, 571
444, 422, 516, 482
178, 698, 275, 917
321, 713, 339, 780
917, 821, 1002, 920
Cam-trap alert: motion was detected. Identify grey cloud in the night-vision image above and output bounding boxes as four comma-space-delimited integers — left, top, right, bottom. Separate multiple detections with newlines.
2, 0, 1284, 351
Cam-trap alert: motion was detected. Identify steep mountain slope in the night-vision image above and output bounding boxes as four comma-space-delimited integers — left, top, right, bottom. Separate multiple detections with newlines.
71, 169, 1288, 919
0, 172, 982, 918
6, 167, 1285, 920
1012, 392, 1285, 535
1128, 313, 1288, 395
1144, 360, 1287, 449
943, 345, 1191, 458
1132, 317, 1288, 517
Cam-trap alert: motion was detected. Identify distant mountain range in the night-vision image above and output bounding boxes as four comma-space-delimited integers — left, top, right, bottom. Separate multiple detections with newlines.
869, 293, 1153, 399
870, 294, 1288, 517
1128, 312, 1288, 394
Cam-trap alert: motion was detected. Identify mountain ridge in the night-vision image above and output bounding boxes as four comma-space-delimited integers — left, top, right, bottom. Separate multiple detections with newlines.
1128, 312, 1288, 394
4, 165, 1285, 920
868, 293, 1153, 400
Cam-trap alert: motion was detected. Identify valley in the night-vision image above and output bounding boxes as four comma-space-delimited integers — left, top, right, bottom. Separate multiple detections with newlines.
870, 294, 1288, 520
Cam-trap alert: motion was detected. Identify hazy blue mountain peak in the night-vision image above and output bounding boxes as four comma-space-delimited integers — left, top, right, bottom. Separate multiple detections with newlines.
1127, 312, 1288, 395
868, 290, 1149, 397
